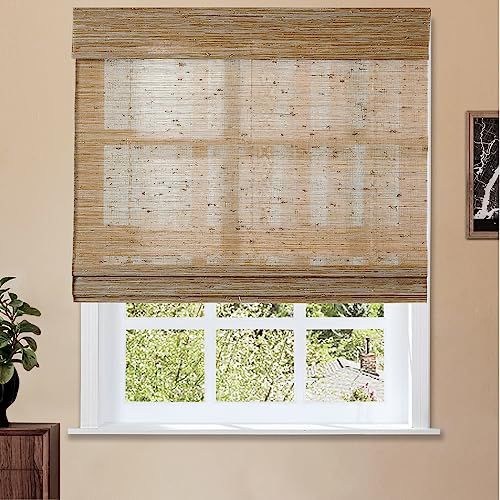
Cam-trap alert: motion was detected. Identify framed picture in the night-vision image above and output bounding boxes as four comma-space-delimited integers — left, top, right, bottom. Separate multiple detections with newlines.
466, 111, 499, 239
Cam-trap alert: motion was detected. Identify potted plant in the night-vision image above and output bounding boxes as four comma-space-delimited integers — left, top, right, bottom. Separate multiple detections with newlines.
0, 277, 41, 427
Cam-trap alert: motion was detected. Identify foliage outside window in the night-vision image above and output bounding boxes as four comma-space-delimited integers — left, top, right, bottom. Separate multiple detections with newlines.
125, 303, 384, 404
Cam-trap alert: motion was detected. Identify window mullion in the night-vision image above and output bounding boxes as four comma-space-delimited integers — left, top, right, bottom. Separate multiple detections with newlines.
204, 303, 217, 403
293, 303, 306, 403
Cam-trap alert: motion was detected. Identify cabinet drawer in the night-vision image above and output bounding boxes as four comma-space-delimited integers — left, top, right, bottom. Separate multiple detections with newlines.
0, 435, 44, 470
0, 469, 43, 499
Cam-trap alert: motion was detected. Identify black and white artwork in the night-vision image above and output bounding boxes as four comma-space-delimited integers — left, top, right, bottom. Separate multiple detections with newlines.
467, 112, 499, 238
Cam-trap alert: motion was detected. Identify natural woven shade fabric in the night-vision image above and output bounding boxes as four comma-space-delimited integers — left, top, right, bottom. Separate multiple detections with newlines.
73, 8, 430, 303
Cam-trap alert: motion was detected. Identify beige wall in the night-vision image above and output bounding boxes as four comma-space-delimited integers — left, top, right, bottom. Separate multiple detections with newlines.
0, 0, 498, 498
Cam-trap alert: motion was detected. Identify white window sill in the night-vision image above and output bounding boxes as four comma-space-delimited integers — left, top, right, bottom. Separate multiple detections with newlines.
68, 423, 441, 436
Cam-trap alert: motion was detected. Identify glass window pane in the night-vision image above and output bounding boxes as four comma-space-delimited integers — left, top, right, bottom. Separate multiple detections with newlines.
306, 329, 384, 402
216, 303, 293, 318
126, 329, 204, 402
305, 303, 384, 318
126, 303, 204, 318
216, 329, 294, 402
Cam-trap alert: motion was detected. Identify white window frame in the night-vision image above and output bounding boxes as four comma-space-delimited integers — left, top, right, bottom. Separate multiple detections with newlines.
70, 302, 438, 435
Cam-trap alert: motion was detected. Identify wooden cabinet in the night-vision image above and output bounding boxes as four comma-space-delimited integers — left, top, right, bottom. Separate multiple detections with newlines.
0, 424, 59, 499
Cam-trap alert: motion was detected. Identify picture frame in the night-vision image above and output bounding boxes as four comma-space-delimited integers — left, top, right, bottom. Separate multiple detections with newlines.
466, 110, 499, 239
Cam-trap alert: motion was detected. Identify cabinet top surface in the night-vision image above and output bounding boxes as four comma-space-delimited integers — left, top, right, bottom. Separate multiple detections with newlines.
0, 423, 59, 434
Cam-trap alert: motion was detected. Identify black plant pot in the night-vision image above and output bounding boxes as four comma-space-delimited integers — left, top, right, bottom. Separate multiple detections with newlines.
0, 368, 19, 427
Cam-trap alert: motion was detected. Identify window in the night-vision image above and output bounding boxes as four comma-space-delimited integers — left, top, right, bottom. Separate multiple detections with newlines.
73, 301, 433, 434
71, 8, 434, 435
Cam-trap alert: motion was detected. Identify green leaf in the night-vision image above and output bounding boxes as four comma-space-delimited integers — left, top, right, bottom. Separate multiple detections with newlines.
18, 320, 41, 335
0, 332, 11, 349
22, 337, 37, 352
0, 363, 14, 384
10, 299, 22, 309
0, 277, 15, 288
18, 303, 41, 317
8, 293, 18, 302
22, 348, 38, 371
0, 322, 14, 333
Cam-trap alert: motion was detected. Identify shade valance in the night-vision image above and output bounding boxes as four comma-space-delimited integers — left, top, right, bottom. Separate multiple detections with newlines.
72, 8, 430, 303
73, 8, 430, 60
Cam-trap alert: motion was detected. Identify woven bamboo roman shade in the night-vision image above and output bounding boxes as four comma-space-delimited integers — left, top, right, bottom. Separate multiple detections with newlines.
72, 8, 430, 303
